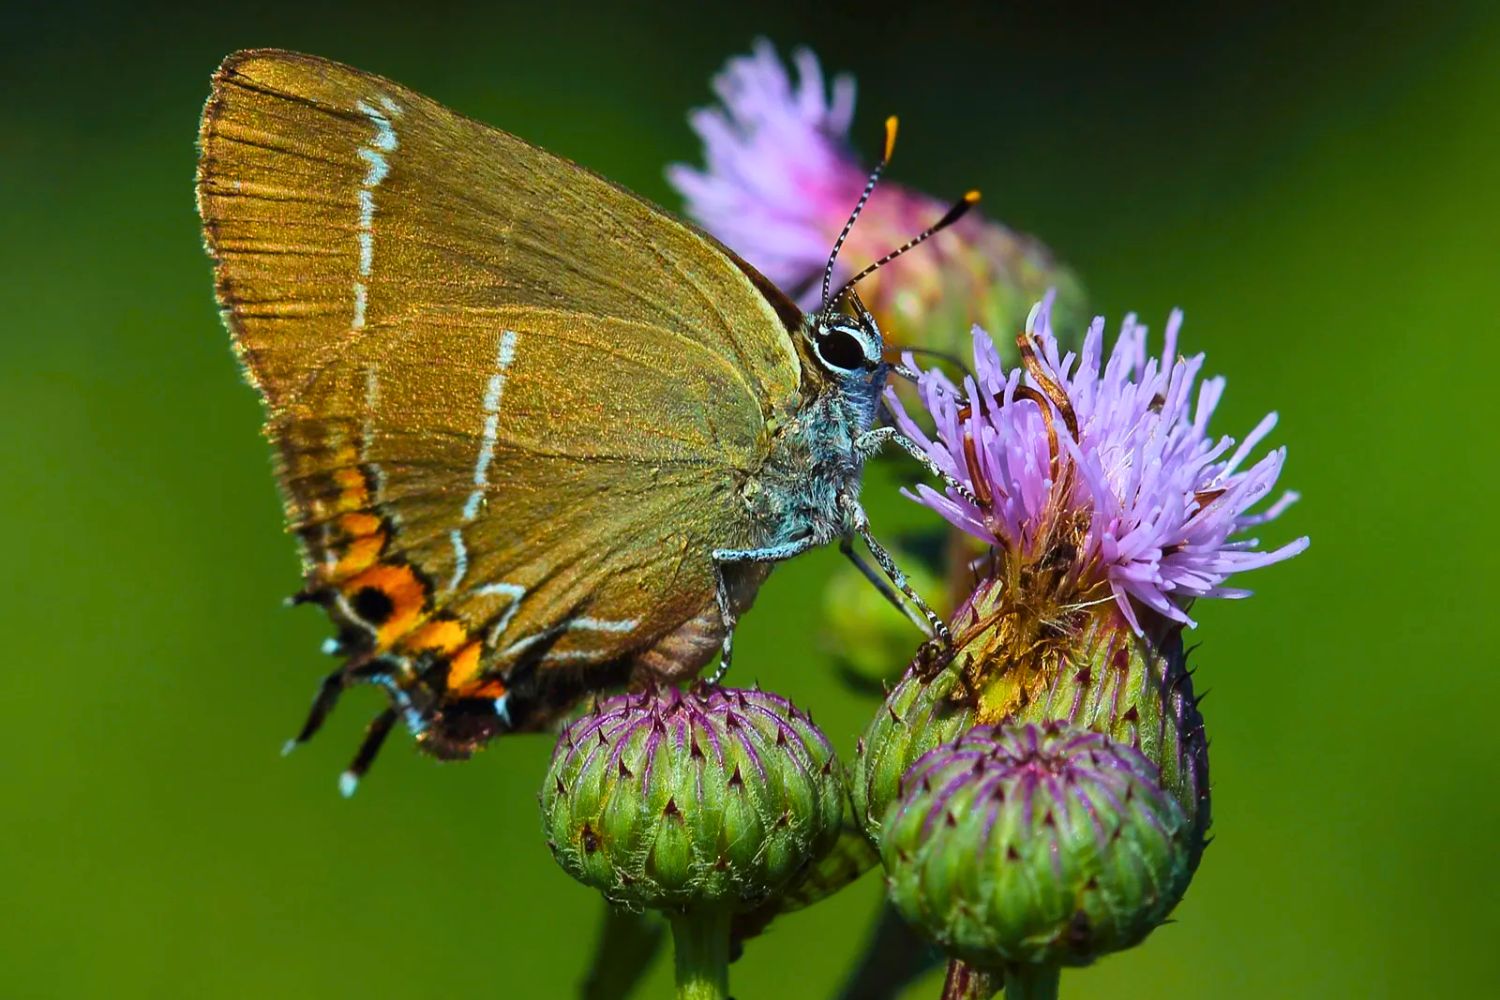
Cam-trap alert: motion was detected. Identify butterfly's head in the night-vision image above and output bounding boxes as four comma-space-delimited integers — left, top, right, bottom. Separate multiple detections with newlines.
799, 300, 889, 431
807, 304, 884, 377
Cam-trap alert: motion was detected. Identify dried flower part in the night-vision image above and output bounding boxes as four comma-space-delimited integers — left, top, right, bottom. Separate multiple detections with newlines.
667, 40, 1083, 359
881, 723, 1195, 969
888, 297, 1308, 635
542, 685, 846, 913
852, 659, 976, 841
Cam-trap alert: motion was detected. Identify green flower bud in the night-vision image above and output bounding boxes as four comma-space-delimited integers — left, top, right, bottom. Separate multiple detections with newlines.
881, 722, 1196, 971
851, 659, 976, 841
542, 685, 846, 914
730, 796, 879, 945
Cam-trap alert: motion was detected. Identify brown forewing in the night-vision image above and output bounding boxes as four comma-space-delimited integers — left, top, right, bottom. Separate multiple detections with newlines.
196, 50, 804, 724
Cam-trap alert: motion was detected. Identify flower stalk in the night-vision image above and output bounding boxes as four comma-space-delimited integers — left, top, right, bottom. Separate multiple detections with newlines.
580, 904, 664, 1000
1004, 963, 1060, 1000
668, 909, 732, 1000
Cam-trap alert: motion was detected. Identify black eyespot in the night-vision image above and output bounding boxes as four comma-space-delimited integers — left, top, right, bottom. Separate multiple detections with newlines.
817, 328, 868, 371
352, 586, 395, 626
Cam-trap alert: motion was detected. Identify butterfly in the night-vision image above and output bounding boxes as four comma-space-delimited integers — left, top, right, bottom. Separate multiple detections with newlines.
196, 50, 975, 792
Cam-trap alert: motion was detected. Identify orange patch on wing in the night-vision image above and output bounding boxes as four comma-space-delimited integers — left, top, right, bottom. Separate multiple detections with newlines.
332, 467, 370, 512
446, 642, 485, 691
403, 619, 469, 657
341, 511, 382, 537
332, 532, 385, 578
463, 677, 508, 700
303, 454, 375, 524
343, 562, 427, 648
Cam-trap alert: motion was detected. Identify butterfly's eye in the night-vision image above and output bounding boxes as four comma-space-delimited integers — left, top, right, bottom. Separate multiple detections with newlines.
813, 320, 878, 374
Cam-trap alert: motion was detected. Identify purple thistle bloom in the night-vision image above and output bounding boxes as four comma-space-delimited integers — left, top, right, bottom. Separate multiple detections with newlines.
668, 42, 1082, 349
667, 40, 861, 298
886, 293, 1309, 632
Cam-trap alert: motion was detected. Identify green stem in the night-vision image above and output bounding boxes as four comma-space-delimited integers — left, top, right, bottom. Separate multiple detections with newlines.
1005, 963, 1061, 1000
667, 909, 731, 1000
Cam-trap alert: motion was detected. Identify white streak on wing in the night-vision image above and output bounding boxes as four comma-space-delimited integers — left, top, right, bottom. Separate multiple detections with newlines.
493, 694, 512, 726
356, 190, 375, 270
363, 363, 381, 410
360, 365, 387, 496
501, 627, 559, 657
501, 616, 641, 658
570, 617, 640, 633
542, 649, 616, 663
463, 330, 520, 522
478, 581, 526, 645
447, 528, 469, 592
351, 97, 402, 330
360, 364, 380, 458
357, 150, 389, 189
352, 282, 368, 330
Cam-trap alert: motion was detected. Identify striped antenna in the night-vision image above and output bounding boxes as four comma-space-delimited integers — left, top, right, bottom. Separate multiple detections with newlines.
821, 116, 900, 311
833, 189, 981, 303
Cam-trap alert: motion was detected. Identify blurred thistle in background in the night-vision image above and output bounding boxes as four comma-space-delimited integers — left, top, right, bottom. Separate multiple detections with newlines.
668, 41, 1086, 361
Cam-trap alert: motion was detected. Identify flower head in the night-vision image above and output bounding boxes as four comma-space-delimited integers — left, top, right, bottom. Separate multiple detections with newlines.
888, 294, 1308, 632
541, 684, 846, 912
880, 721, 1197, 970
667, 40, 860, 296
668, 41, 1083, 355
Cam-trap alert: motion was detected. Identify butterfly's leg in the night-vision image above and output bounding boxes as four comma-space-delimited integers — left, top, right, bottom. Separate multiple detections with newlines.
854, 427, 981, 508
337, 707, 398, 798
838, 536, 935, 638
282, 668, 347, 756
710, 537, 819, 682
842, 498, 952, 647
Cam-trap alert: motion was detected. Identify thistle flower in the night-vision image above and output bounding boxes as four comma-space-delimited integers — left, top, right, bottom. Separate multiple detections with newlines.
887, 294, 1308, 635
543, 685, 845, 912
544, 685, 846, 999
668, 41, 1083, 356
881, 722, 1197, 986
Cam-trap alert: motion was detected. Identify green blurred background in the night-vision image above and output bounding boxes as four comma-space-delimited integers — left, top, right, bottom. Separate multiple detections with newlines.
4, 1, 1496, 996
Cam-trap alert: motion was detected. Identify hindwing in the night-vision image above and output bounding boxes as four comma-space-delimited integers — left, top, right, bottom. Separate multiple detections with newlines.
196, 50, 804, 758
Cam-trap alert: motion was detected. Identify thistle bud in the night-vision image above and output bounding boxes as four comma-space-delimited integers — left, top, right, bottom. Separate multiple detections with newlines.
944, 583, 1212, 856
881, 723, 1195, 972
542, 685, 846, 914
1014, 613, 1211, 859
850, 659, 976, 841
730, 804, 878, 945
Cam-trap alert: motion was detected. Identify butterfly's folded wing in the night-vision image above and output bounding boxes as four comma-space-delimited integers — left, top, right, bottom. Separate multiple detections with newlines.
197, 50, 804, 741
